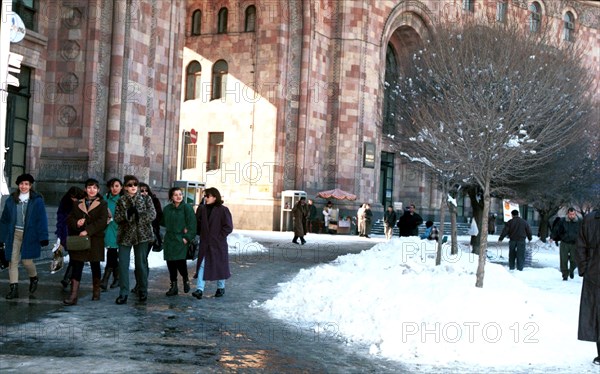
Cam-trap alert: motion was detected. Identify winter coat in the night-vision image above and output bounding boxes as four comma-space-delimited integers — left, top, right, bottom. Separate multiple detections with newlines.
383, 210, 397, 227
292, 201, 307, 236
195, 203, 233, 281
56, 194, 76, 251
397, 211, 423, 237
161, 202, 196, 261
499, 216, 532, 242
149, 194, 163, 248
552, 216, 581, 244
0, 191, 49, 260
114, 193, 156, 246
67, 197, 109, 262
307, 204, 318, 221
575, 210, 600, 342
104, 193, 120, 248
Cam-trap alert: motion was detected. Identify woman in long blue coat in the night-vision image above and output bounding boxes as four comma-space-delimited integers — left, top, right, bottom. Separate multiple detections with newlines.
0, 173, 49, 299
192, 187, 233, 299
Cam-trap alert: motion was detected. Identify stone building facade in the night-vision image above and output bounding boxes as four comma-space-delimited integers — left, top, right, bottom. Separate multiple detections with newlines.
3, 1, 598, 228
4, 0, 185, 202
180, 0, 599, 230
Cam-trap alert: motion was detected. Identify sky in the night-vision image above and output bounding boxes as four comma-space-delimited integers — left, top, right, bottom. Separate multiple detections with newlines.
94, 230, 594, 372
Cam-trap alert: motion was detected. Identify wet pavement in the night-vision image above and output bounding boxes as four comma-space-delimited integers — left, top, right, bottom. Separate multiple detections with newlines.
0, 232, 413, 373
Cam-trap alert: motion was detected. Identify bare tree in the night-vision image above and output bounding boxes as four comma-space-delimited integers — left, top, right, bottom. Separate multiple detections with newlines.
390, 20, 594, 287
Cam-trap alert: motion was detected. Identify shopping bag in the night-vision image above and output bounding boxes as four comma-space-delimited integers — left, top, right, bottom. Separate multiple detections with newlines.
50, 240, 64, 273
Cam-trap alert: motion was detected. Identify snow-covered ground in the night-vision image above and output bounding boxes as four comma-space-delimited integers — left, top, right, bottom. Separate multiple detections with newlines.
259, 233, 594, 373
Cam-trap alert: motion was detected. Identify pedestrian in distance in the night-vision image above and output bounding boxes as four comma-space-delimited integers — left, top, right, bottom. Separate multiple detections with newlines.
192, 187, 233, 300
362, 203, 373, 238
420, 220, 439, 241
101, 178, 123, 292
64, 178, 109, 305
56, 186, 86, 291
292, 197, 308, 245
551, 207, 581, 280
397, 203, 423, 237
575, 208, 600, 365
488, 213, 497, 235
357, 204, 366, 237
323, 201, 333, 233
498, 210, 532, 271
0, 173, 49, 299
114, 175, 157, 304
307, 199, 318, 234
383, 205, 397, 240
161, 187, 196, 296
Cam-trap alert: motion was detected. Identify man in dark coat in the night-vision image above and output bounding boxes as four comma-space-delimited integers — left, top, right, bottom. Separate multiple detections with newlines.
291, 197, 307, 245
397, 204, 423, 237
575, 209, 600, 365
383, 205, 398, 240
192, 187, 233, 299
498, 210, 532, 271
552, 207, 581, 280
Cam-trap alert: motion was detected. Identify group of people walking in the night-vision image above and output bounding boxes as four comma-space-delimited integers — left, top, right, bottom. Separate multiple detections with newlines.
0, 173, 233, 305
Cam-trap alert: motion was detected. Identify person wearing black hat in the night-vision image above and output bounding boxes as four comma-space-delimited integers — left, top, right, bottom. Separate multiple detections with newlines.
0, 173, 49, 299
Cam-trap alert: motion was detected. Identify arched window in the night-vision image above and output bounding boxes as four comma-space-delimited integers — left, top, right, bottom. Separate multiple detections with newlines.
496, 1, 507, 23
211, 60, 228, 100
529, 2, 542, 33
563, 11, 575, 42
191, 9, 201, 36
383, 44, 399, 135
217, 7, 228, 34
245, 5, 256, 32
462, 0, 474, 12
185, 61, 202, 101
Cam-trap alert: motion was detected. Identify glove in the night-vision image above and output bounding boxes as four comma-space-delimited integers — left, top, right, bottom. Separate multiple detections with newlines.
40, 240, 49, 247
127, 206, 138, 219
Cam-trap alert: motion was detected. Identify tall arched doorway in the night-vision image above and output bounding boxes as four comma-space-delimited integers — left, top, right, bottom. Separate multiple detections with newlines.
380, 22, 425, 209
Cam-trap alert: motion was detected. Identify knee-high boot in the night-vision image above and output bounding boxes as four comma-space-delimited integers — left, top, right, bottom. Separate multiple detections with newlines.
92, 278, 101, 301
100, 268, 112, 291
110, 269, 119, 289
61, 262, 72, 290
63, 279, 80, 306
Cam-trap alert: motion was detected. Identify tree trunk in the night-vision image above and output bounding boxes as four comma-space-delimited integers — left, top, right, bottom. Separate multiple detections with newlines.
436, 193, 448, 266
449, 201, 458, 255
475, 179, 492, 288
468, 187, 485, 255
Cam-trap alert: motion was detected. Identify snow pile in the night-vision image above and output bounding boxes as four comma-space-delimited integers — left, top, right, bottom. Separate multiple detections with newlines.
263, 237, 589, 369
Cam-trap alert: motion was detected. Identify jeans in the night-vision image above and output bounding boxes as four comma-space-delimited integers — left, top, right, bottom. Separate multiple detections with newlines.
195, 258, 225, 291
118, 242, 149, 297
508, 240, 526, 271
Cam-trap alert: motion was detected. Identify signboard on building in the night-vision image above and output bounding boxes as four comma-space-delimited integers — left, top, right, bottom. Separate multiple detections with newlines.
502, 199, 519, 222
363, 142, 375, 168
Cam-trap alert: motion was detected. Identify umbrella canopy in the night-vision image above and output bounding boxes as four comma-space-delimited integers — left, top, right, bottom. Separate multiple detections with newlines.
316, 188, 357, 201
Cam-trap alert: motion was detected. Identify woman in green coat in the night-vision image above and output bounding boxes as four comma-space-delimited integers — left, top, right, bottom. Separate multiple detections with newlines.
161, 187, 197, 296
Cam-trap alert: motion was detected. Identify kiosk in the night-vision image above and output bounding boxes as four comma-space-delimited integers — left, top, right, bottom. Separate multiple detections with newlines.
280, 190, 307, 232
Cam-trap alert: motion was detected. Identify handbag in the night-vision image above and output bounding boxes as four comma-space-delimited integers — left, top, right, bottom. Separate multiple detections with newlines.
50, 241, 64, 273
186, 238, 199, 260
66, 235, 91, 251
